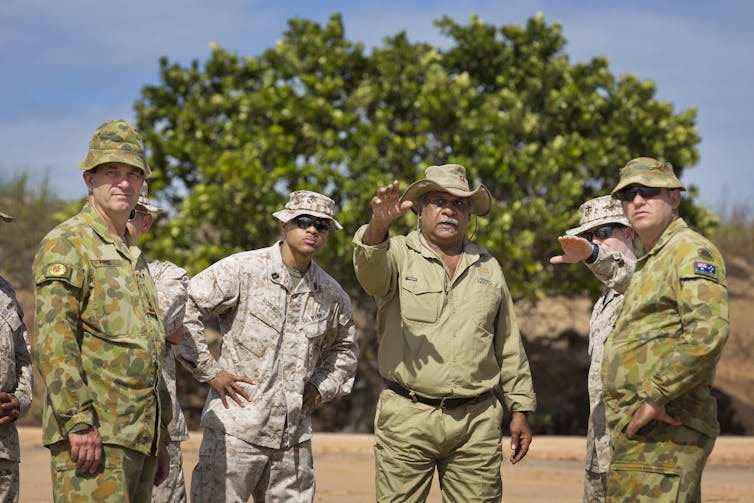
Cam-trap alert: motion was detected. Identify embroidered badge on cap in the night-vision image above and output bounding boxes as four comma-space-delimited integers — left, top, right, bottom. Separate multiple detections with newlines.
695, 261, 717, 278
48, 263, 68, 277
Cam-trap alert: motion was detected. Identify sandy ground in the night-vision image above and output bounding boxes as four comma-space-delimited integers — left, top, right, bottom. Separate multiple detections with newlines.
16, 427, 754, 502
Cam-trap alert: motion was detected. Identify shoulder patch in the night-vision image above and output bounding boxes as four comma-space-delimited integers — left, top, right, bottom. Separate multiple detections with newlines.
694, 261, 717, 278
47, 263, 70, 278
698, 248, 714, 261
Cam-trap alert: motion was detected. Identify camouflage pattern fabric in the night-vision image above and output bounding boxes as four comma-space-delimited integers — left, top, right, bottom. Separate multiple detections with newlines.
180, 243, 358, 449
78, 119, 151, 176
0, 459, 19, 503
151, 441, 186, 503
49, 441, 158, 503
352, 226, 536, 408
0, 276, 33, 463
602, 218, 729, 501
32, 202, 171, 454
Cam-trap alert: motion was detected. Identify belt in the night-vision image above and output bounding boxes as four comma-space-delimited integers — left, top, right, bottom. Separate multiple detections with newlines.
383, 379, 488, 409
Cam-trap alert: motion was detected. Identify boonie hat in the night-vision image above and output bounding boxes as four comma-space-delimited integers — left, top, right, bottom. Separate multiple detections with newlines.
611, 157, 684, 197
0, 210, 12, 222
272, 190, 343, 230
135, 182, 162, 213
400, 164, 493, 216
566, 195, 629, 236
79, 119, 151, 177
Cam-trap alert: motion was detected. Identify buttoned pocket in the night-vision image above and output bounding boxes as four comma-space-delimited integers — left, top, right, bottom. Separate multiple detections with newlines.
399, 279, 443, 324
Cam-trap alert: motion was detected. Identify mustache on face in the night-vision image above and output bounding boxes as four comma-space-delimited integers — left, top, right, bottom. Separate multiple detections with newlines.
436, 216, 459, 226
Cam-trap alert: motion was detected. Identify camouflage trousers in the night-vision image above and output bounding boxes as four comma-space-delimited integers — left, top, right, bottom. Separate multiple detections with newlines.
49, 441, 158, 503
151, 441, 186, 503
190, 428, 315, 503
374, 389, 503, 503
606, 423, 715, 503
0, 459, 19, 503
583, 468, 607, 503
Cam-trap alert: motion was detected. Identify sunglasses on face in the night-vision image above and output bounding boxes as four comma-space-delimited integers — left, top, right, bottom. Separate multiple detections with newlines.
615, 186, 662, 202
579, 225, 624, 242
128, 209, 150, 221
293, 215, 331, 233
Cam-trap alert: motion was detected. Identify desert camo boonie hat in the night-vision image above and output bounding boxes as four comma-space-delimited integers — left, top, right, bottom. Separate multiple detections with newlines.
566, 195, 630, 236
135, 182, 162, 213
79, 119, 151, 177
611, 157, 685, 197
400, 164, 493, 216
272, 190, 343, 230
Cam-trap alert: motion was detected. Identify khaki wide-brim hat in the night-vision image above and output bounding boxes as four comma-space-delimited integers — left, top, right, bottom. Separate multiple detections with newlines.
611, 157, 685, 196
566, 195, 629, 236
400, 164, 492, 216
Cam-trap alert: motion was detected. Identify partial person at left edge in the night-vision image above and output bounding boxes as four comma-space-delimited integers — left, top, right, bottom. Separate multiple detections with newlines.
0, 209, 33, 503
32, 119, 172, 502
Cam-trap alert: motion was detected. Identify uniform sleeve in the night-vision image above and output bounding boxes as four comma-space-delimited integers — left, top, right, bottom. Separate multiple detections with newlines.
495, 278, 537, 413
644, 251, 729, 405
13, 321, 33, 418
151, 261, 189, 337
352, 224, 398, 300
33, 242, 95, 434
587, 246, 636, 294
308, 295, 359, 403
174, 258, 241, 382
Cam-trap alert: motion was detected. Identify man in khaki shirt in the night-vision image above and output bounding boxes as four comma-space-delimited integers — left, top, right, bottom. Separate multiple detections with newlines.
353, 164, 536, 502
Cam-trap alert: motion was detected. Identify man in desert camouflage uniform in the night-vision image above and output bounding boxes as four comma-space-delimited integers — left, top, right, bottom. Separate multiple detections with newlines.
0, 209, 33, 503
602, 157, 729, 502
550, 195, 636, 502
126, 184, 191, 503
183, 190, 358, 502
33, 119, 172, 502
353, 165, 536, 502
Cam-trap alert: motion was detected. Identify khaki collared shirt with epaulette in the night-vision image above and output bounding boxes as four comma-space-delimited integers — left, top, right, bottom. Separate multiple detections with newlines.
353, 227, 536, 412
33, 203, 171, 454
602, 218, 729, 438
0, 276, 33, 462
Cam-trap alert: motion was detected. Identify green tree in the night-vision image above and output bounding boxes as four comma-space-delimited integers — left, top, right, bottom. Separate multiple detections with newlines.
133, 13, 712, 432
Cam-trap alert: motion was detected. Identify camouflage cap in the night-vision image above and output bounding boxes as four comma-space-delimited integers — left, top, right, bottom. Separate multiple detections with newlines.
79, 119, 151, 177
611, 157, 684, 197
566, 195, 630, 236
400, 163, 493, 216
135, 182, 162, 213
272, 190, 343, 230
0, 210, 12, 222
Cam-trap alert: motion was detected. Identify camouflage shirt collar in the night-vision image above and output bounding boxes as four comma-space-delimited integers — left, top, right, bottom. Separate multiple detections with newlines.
271, 241, 322, 293
80, 202, 133, 258
640, 217, 687, 261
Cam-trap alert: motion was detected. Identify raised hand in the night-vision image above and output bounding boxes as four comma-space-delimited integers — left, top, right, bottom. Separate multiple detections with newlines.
549, 235, 594, 264
362, 181, 413, 245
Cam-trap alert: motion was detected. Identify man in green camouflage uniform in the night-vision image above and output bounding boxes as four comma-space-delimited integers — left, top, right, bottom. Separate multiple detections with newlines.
33, 119, 172, 502
551, 195, 636, 503
353, 165, 536, 502
602, 157, 729, 502
0, 209, 33, 503
126, 184, 190, 503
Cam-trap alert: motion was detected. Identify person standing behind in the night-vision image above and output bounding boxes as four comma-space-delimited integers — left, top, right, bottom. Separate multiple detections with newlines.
126, 184, 191, 503
550, 195, 636, 503
603, 157, 729, 502
183, 190, 359, 502
0, 209, 33, 503
33, 119, 171, 502
353, 164, 536, 503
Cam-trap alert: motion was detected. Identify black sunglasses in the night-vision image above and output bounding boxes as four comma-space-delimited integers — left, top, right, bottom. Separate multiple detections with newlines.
615, 186, 662, 202
293, 215, 331, 232
579, 224, 624, 242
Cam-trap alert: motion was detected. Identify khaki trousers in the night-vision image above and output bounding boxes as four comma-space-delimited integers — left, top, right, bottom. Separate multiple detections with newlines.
374, 388, 503, 503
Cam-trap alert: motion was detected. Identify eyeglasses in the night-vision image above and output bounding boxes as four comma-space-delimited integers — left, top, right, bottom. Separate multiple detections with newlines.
128, 209, 150, 221
579, 225, 624, 242
614, 186, 662, 202
293, 215, 331, 233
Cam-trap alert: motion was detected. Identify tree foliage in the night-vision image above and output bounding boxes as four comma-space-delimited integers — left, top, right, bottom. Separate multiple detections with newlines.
135, 12, 710, 302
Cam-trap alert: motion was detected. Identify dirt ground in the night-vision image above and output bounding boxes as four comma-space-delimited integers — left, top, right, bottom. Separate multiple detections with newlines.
16, 427, 754, 502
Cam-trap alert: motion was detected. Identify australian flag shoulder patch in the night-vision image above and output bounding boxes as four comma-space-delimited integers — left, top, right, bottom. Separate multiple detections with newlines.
694, 261, 717, 278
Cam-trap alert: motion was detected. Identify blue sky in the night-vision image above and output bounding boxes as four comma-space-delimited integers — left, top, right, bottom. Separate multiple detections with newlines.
1, 0, 752, 211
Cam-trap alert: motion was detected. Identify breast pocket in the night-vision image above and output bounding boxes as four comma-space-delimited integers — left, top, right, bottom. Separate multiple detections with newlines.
84, 260, 139, 338
302, 316, 330, 371
399, 279, 443, 324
